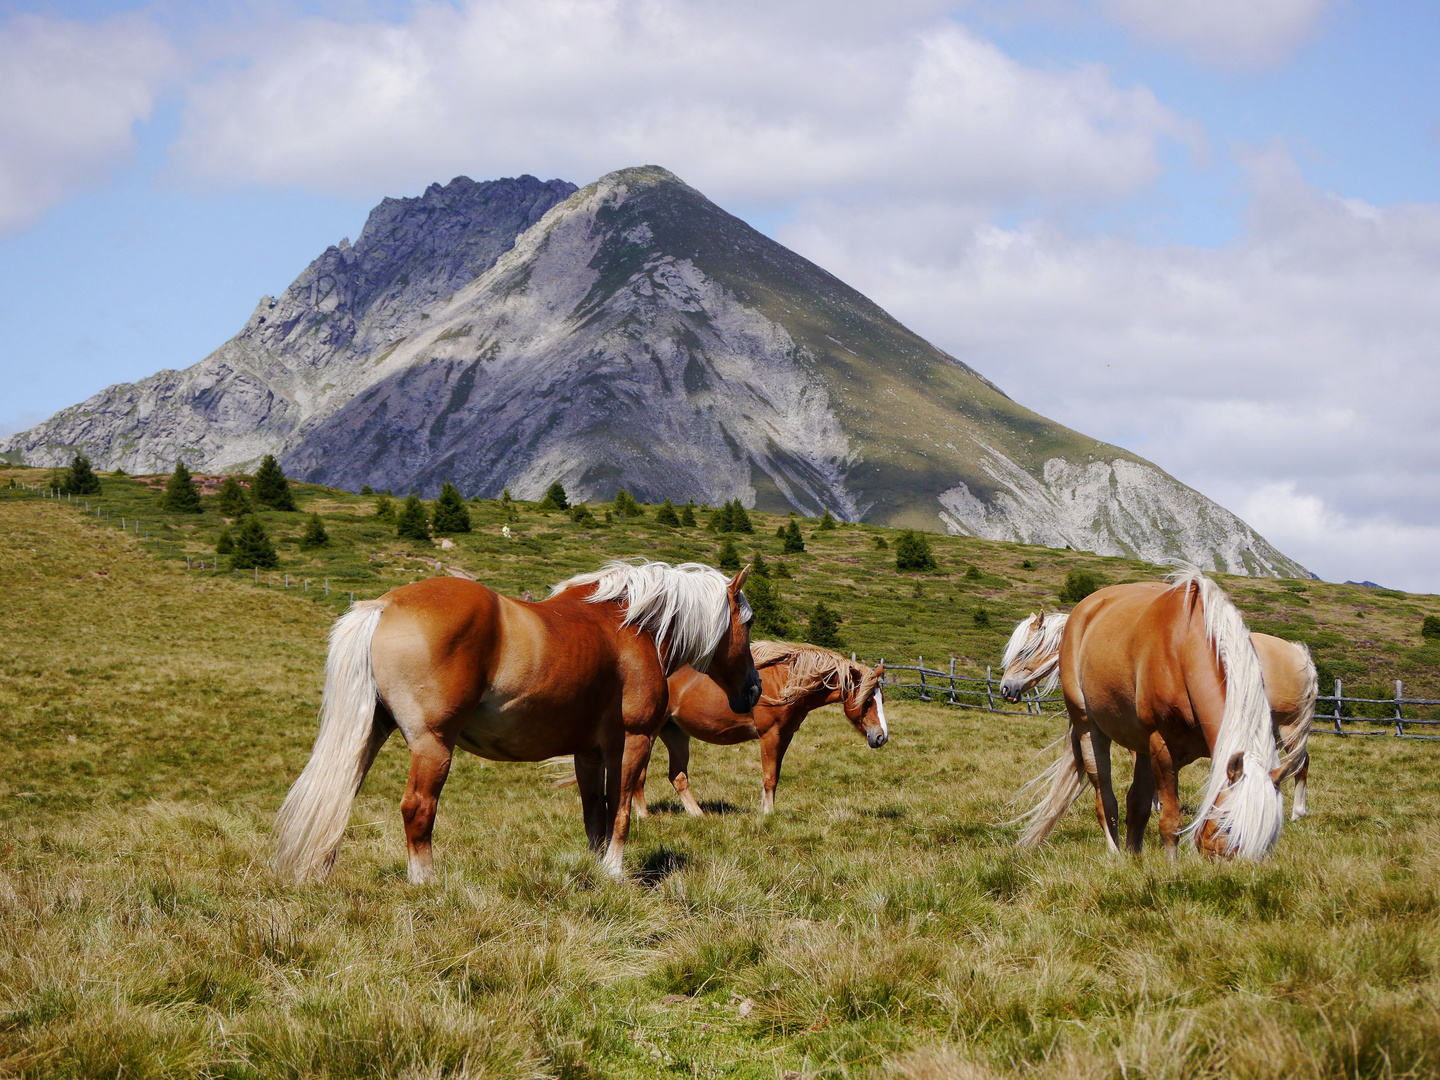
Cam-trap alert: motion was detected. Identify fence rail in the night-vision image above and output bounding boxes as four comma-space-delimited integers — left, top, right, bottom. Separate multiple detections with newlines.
872, 661, 1440, 741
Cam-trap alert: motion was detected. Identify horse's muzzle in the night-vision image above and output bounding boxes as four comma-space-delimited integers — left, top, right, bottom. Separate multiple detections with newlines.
728, 671, 762, 714
867, 730, 888, 749
999, 681, 1024, 704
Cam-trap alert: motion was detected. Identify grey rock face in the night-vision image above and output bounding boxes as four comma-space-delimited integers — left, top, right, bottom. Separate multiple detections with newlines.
1, 165, 1308, 577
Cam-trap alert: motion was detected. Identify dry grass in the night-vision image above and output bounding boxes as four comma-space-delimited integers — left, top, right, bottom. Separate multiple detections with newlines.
3, 491, 1439, 1078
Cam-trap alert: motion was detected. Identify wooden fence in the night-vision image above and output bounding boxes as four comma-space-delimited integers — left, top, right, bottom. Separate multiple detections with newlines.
874, 659, 1440, 740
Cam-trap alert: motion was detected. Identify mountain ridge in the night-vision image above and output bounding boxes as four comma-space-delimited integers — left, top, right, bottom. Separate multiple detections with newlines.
1, 165, 1309, 578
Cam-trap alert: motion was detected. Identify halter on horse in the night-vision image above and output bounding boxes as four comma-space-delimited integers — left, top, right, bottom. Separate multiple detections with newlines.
274, 559, 760, 883
637, 641, 888, 816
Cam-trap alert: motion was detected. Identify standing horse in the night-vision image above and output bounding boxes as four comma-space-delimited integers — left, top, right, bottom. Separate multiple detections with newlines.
274, 560, 761, 884
1017, 569, 1305, 861
634, 642, 888, 816
999, 606, 1317, 819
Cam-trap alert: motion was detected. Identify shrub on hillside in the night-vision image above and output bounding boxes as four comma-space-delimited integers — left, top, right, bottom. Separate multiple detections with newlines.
1424, 615, 1440, 640
680, 502, 697, 527
396, 495, 431, 541
873, 535, 888, 550
818, 509, 837, 531
253, 455, 297, 511
432, 482, 472, 534
895, 530, 936, 572
716, 537, 742, 571
569, 504, 599, 526
782, 520, 805, 554
216, 527, 234, 555
230, 515, 279, 570
1059, 568, 1108, 605
745, 573, 792, 637
373, 493, 396, 522
805, 601, 845, 650
161, 461, 203, 514
752, 551, 770, 578
216, 476, 252, 517
614, 489, 644, 518
59, 454, 102, 496
655, 499, 680, 526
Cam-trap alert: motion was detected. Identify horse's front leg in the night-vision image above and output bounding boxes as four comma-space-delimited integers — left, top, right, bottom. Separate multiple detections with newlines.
759, 724, 797, 814
659, 722, 704, 817
1291, 751, 1309, 819
599, 731, 655, 880
400, 731, 454, 885
1148, 732, 1183, 862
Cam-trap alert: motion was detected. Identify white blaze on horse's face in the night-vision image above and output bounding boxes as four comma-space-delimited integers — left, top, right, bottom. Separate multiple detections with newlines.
875, 690, 888, 739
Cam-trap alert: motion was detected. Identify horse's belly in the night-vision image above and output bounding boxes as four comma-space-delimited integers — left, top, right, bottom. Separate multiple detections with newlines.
457, 702, 571, 762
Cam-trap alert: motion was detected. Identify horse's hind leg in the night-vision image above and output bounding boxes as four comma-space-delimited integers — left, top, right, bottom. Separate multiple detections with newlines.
400, 731, 454, 885
1125, 753, 1155, 854
1291, 752, 1309, 819
573, 750, 607, 852
759, 725, 797, 814
1149, 733, 1183, 862
659, 722, 703, 817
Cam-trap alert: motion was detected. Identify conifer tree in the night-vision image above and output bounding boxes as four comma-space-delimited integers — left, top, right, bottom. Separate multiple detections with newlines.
299, 512, 330, 550
538, 482, 569, 511
729, 499, 753, 534
709, 502, 735, 533
253, 454, 297, 510
396, 494, 431, 541
680, 501, 697, 527
360, 485, 374, 495
373, 493, 396, 521
782, 519, 806, 554
752, 551, 770, 578
614, 489, 644, 517
873, 535, 888, 550
569, 504, 599, 526
745, 573, 792, 637
805, 601, 845, 649
716, 536, 741, 571
773, 560, 792, 579
161, 460, 203, 513
895, 529, 937, 572
775, 523, 787, 539
59, 454, 102, 495
217, 476, 252, 517
818, 509, 837, 531
216, 527, 234, 555
230, 514, 279, 569
431, 481, 472, 534
655, 498, 680, 526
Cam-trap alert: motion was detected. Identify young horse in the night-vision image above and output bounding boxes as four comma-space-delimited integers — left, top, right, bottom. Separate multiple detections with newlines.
634, 642, 888, 816
999, 608, 1316, 819
1017, 569, 1305, 861
274, 560, 761, 883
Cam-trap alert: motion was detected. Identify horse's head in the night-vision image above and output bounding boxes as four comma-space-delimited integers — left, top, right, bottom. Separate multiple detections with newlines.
999, 611, 1062, 704
1195, 749, 1303, 859
842, 662, 889, 748
699, 565, 762, 714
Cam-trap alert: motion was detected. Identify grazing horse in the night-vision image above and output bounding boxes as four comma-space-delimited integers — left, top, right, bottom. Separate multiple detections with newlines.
634, 642, 888, 816
1017, 569, 1306, 861
274, 560, 761, 883
999, 606, 1317, 819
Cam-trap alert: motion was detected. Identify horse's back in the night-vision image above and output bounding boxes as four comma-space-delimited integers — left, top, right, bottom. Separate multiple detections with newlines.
1252, 633, 1311, 723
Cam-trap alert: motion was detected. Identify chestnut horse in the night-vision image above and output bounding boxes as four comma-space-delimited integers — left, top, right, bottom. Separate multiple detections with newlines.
634, 642, 888, 816
274, 560, 761, 883
1000, 607, 1317, 819
1017, 569, 1306, 861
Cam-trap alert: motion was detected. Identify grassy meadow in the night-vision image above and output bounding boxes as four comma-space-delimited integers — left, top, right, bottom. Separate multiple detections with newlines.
2, 470, 1440, 1078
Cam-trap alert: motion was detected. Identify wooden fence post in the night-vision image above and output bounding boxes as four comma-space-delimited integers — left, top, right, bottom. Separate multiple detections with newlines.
1333, 679, 1343, 735
948, 657, 957, 705
918, 656, 930, 702
1395, 679, 1405, 737
985, 665, 996, 711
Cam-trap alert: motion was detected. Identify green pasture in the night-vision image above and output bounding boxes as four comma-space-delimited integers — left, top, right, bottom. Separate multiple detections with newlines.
2, 475, 1439, 1078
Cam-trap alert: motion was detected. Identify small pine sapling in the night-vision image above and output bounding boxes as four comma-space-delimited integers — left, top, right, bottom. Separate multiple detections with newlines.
745, 572, 792, 636
538, 482, 569, 511
396, 494, 431, 541
895, 530, 937, 572
253, 454, 297, 511
873, 535, 888, 550
716, 537, 742, 571
655, 498, 680, 526
965, 564, 982, 581
805, 601, 845, 650
373, 493, 396, 522
299, 512, 330, 550
1059, 568, 1107, 605
728, 499, 753, 534
1421, 615, 1440, 640
161, 460, 204, 513
216, 527, 234, 555
709, 502, 735, 533
230, 514, 279, 569
570, 504, 598, 526
817, 509, 837, 531
614, 489, 644, 518
360, 485, 374, 495
680, 501, 697, 527
752, 551, 770, 578
773, 560, 792, 579
217, 476, 252, 517
431, 481, 472, 534
60, 454, 102, 495
782, 520, 806, 554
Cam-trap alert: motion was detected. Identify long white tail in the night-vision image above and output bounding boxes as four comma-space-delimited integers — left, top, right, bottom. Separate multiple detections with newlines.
1014, 735, 1088, 849
1173, 569, 1284, 860
275, 600, 388, 882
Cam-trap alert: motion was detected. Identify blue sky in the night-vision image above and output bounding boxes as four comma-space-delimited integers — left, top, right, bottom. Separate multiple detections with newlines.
2, 1, 1439, 589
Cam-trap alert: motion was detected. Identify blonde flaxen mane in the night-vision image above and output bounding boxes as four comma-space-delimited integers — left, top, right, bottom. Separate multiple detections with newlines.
752, 641, 882, 707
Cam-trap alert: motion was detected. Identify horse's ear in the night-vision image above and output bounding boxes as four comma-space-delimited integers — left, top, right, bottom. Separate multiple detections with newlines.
874, 661, 884, 677
1030, 612, 1044, 630
730, 564, 751, 591
1270, 749, 1306, 787
1226, 751, 1245, 785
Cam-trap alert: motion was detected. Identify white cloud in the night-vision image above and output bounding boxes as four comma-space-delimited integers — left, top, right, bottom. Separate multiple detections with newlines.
776, 144, 1440, 591
171, 0, 1179, 208
1103, 0, 1329, 67
0, 13, 175, 231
